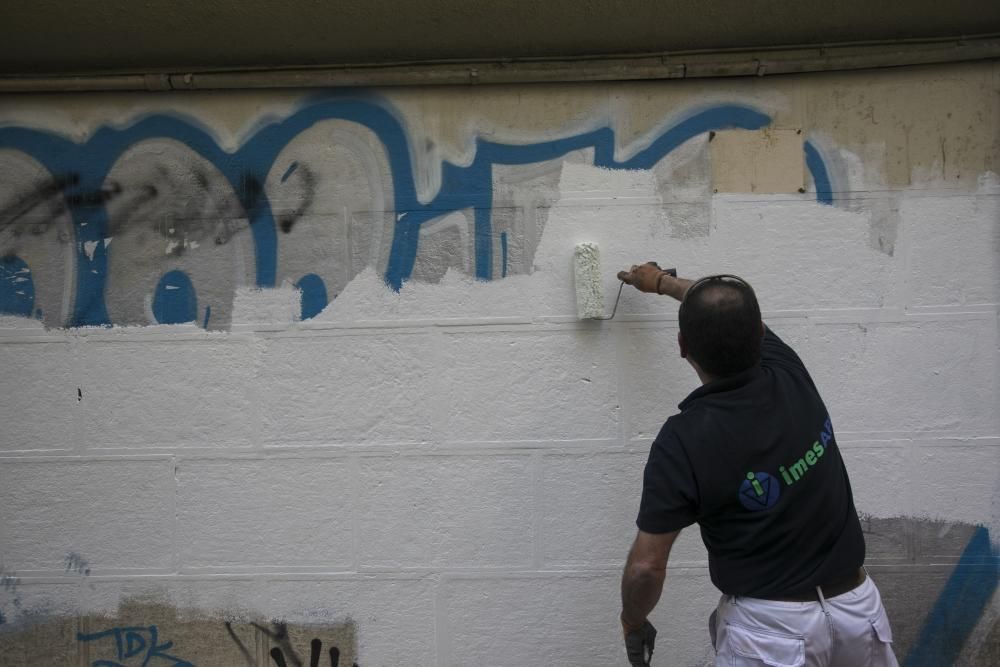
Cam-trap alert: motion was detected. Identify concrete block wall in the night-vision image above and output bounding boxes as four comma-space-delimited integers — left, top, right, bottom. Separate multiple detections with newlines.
0, 61, 998, 665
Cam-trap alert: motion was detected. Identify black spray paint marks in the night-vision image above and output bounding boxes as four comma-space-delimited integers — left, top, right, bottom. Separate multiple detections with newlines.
271, 637, 352, 667
323, 643, 339, 667
277, 164, 316, 234
107, 163, 246, 247
212, 218, 246, 246
0, 173, 77, 220
106, 184, 159, 235
224, 621, 255, 665
227, 620, 355, 667
64, 552, 91, 576
254, 622, 302, 667
0, 173, 79, 239
65, 180, 122, 209
241, 172, 264, 217
109, 161, 316, 243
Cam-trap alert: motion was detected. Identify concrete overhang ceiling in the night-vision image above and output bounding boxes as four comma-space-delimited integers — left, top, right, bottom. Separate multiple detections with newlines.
1, 0, 999, 78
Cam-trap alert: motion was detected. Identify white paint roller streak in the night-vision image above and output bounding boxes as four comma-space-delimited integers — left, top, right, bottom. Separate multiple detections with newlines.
574, 242, 605, 319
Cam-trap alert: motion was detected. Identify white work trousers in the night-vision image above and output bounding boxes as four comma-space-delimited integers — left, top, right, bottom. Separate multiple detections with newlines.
711, 575, 898, 666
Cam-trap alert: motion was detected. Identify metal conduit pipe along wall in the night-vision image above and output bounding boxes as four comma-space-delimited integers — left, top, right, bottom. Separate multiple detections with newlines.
1, 34, 999, 92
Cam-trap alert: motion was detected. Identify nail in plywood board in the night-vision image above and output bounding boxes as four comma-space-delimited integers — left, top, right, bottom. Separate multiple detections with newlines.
710, 128, 805, 194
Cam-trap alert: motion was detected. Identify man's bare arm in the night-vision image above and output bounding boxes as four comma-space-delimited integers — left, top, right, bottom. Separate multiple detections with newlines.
621, 529, 680, 632
617, 263, 693, 302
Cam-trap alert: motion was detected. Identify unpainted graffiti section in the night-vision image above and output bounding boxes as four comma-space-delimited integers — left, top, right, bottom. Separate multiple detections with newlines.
0, 565, 18, 627
0, 599, 356, 667
0, 97, 833, 329
0, 519, 996, 664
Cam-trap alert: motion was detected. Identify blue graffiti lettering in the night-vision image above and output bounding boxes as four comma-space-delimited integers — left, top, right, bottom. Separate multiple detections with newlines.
295, 272, 329, 321
77, 625, 194, 667
0, 255, 35, 317
0, 96, 834, 327
152, 270, 198, 325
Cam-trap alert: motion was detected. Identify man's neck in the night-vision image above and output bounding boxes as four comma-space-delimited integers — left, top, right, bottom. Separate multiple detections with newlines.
693, 365, 715, 386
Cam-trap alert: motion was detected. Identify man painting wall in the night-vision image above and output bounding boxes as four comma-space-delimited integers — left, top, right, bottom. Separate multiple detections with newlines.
616, 263, 897, 667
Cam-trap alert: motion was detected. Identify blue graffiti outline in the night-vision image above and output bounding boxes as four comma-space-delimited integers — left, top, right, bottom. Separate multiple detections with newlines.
0, 96, 832, 326
903, 526, 999, 665
500, 231, 509, 278
804, 140, 834, 205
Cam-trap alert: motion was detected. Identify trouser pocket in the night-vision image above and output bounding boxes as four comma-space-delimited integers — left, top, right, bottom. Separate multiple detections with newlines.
869, 611, 898, 666
719, 622, 805, 667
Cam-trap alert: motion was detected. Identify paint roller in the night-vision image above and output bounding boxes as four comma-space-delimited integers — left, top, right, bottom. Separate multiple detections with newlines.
573, 242, 676, 320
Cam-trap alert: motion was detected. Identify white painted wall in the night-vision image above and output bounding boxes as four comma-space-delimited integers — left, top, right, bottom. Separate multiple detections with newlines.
0, 62, 998, 665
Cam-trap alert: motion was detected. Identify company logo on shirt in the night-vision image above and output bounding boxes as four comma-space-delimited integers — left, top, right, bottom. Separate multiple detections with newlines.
737, 417, 834, 512
738, 471, 780, 510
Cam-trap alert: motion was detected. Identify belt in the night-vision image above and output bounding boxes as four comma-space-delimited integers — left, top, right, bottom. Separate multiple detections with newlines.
764, 568, 866, 602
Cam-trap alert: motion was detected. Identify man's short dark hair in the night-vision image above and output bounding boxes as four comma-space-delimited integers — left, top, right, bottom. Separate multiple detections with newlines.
678, 275, 762, 378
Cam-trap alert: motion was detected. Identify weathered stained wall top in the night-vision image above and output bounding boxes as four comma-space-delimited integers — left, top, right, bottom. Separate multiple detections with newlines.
2, 0, 1000, 75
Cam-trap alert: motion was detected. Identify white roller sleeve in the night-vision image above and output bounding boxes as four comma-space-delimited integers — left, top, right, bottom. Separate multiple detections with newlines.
574, 242, 605, 319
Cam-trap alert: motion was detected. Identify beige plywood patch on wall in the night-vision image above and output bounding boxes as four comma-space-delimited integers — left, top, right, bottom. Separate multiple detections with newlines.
711, 128, 804, 194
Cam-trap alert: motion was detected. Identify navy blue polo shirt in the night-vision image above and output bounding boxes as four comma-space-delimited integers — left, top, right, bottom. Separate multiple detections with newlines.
636, 327, 865, 597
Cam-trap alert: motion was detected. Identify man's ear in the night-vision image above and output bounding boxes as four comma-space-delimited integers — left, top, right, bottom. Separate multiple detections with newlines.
678, 331, 687, 359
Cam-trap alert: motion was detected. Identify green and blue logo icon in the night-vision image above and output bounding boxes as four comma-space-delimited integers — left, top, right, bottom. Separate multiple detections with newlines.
738, 471, 780, 511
